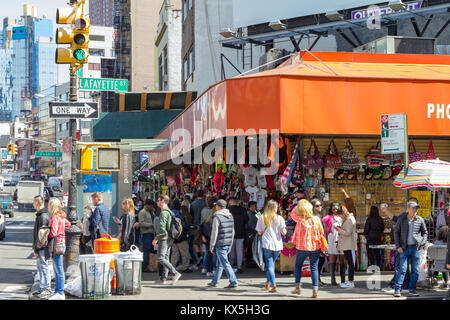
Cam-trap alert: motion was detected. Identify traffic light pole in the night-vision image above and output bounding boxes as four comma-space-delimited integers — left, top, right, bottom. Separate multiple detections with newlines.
64, 71, 82, 278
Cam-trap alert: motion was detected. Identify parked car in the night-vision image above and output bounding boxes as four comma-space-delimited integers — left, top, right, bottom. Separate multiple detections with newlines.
0, 211, 5, 240
0, 194, 14, 218
44, 186, 63, 202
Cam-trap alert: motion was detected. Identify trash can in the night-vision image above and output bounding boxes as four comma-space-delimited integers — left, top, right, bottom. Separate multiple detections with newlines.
79, 254, 113, 299
94, 234, 120, 292
113, 245, 143, 295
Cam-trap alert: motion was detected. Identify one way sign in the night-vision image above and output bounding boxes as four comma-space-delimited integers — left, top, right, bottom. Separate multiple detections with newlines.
49, 102, 99, 119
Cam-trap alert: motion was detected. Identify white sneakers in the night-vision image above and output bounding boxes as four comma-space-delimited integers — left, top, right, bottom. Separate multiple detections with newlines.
339, 281, 355, 289
172, 273, 182, 285
189, 265, 199, 271
48, 292, 65, 300
201, 268, 207, 274
206, 272, 214, 277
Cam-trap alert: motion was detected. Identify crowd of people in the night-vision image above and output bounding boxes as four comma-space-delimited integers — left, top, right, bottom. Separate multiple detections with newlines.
30, 188, 450, 300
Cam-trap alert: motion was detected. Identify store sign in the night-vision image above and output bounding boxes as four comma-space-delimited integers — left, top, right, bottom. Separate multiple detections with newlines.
411, 190, 431, 218
79, 77, 129, 92
380, 113, 406, 154
351, 0, 423, 19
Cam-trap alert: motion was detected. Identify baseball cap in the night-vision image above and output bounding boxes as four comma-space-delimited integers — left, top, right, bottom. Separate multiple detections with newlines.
407, 202, 420, 208
214, 199, 227, 208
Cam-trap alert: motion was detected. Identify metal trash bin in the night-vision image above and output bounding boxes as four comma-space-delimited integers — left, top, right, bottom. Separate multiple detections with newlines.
79, 254, 113, 299
113, 245, 143, 295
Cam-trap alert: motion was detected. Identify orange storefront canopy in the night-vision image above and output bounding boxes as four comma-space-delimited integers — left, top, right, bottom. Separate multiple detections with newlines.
149, 51, 450, 168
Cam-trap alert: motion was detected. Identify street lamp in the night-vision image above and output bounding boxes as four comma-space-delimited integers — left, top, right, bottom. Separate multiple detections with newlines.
388, 0, 407, 11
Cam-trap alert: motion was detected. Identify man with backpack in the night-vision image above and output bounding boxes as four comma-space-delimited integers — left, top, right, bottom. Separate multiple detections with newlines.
152, 194, 182, 285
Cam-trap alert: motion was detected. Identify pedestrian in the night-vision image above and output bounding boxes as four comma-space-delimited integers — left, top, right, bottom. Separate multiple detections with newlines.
311, 199, 327, 287
171, 204, 192, 273
189, 190, 206, 266
47, 197, 71, 300
380, 197, 419, 292
393, 201, 428, 297
190, 190, 206, 228
289, 199, 325, 298
89, 192, 111, 248
228, 198, 249, 274
152, 194, 182, 285
138, 199, 157, 272
200, 196, 216, 274
336, 204, 357, 289
134, 199, 144, 247
255, 200, 287, 293
113, 198, 136, 252
201, 206, 217, 277
431, 226, 449, 289
208, 199, 238, 288
325, 202, 345, 286
80, 206, 94, 254
31, 195, 52, 300
245, 201, 260, 268
364, 205, 385, 268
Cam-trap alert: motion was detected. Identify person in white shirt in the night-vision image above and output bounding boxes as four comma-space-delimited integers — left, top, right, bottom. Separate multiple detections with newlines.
255, 199, 287, 293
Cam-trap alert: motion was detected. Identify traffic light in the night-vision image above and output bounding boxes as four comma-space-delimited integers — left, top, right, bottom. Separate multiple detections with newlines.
6, 143, 12, 155
55, 0, 90, 74
12, 144, 17, 155
79, 146, 93, 171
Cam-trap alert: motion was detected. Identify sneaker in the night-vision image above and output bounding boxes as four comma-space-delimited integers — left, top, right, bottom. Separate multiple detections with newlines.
340, 281, 355, 289
189, 265, 199, 271
36, 289, 52, 300
232, 268, 238, 273
207, 282, 217, 287
201, 268, 207, 274
439, 284, 449, 290
408, 290, 420, 297
381, 286, 395, 293
172, 273, 182, 284
206, 272, 214, 277
318, 279, 327, 287
48, 293, 65, 300
225, 284, 238, 289
393, 290, 401, 297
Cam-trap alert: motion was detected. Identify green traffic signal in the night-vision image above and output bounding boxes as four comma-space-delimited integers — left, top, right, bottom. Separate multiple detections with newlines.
73, 49, 86, 61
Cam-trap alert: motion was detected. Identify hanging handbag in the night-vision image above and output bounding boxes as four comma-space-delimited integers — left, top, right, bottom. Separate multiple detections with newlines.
291, 154, 304, 187
323, 139, 343, 168
304, 139, 324, 169
341, 140, 360, 170
426, 140, 436, 160
408, 141, 422, 163
367, 141, 384, 168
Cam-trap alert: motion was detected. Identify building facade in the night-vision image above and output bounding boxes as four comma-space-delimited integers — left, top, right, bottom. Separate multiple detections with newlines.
155, 0, 182, 91
89, 0, 119, 27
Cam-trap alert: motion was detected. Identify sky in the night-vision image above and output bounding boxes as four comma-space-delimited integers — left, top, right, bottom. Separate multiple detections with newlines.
0, 0, 89, 23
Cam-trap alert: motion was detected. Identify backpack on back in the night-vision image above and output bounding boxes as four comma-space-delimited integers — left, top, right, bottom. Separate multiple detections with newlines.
167, 209, 183, 240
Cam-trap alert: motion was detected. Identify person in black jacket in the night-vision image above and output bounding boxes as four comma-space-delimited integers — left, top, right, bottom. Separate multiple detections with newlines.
228, 198, 249, 274
201, 206, 217, 276
31, 195, 52, 300
364, 205, 385, 268
393, 201, 428, 298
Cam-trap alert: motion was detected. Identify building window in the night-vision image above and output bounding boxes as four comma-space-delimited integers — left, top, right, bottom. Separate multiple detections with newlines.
158, 54, 163, 91
90, 34, 105, 42
183, 47, 194, 83
88, 63, 101, 70
183, 0, 192, 21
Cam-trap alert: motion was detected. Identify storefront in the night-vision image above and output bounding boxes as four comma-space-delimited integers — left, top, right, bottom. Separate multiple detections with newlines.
147, 51, 450, 271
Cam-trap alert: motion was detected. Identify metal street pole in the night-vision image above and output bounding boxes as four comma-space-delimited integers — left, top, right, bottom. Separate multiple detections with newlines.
64, 71, 82, 278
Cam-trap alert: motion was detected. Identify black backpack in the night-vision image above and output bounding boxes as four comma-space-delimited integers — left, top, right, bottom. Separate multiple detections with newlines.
167, 209, 183, 240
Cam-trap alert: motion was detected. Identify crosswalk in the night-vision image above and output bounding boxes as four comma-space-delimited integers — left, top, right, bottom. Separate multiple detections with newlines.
0, 285, 29, 300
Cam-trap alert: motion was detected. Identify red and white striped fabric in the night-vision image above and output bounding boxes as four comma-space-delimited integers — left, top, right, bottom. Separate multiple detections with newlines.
280, 144, 299, 185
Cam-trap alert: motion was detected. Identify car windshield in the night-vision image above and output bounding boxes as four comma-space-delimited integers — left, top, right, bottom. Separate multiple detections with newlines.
0, 196, 11, 202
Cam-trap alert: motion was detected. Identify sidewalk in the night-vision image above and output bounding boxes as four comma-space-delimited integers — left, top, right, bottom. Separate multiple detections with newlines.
30, 268, 448, 300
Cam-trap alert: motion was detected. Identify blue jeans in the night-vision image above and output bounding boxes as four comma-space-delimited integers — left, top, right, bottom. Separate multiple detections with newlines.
395, 246, 421, 292
36, 249, 51, 292
52, 243, 66, 295
142, 233, 156, 270
189, 237, 198, 264
294, 249, 321, 289
262, 248, 280, 286
202, 244, 209, 269
212, 246, 238, 286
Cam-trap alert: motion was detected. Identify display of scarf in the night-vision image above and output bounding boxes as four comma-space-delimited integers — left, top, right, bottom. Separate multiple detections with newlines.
280, 144, 299, 185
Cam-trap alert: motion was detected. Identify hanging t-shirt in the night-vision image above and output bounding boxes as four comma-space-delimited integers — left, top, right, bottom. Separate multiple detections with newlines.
256, 189, 268, 210
257, 171, 267, 188
255, 215, 286, 251
243, 167, 258, 186
245, 186, 258, 202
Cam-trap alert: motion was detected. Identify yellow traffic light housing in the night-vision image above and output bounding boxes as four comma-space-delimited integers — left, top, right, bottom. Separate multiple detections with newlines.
55, 0, 89, 74
79, 146, 93, 171
6, 143, 12, 155
12, 144, 17, 155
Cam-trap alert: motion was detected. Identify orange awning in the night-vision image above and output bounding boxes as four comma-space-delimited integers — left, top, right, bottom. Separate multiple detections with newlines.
149, 51, 450, 169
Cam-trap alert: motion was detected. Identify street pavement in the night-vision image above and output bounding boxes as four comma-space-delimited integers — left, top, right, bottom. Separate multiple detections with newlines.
0, 209, 448, 300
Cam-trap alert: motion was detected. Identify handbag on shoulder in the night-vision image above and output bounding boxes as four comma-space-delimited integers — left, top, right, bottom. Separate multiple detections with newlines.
54, 240, 65, 255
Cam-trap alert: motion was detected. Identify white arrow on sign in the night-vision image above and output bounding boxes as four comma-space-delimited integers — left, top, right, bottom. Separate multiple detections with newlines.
52, 104, 97, 118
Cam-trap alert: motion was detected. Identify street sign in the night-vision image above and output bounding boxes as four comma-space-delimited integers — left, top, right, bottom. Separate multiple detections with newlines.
49, 102, 99, 119
35, 151, 62, 158
79, 77, 129, 92
380, 113, 407, 154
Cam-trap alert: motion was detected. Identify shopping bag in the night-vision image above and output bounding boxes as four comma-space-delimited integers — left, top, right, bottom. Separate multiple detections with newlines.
409, 142, 422, 163
367, 141, 384, 167
341, 140, 360, 170
323, 139, 343, 168
304, 139, 324, 169
426, 140, 436, 160
64, 276, 83, 298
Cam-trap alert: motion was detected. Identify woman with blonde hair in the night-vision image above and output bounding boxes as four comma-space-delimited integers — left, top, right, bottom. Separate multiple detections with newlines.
289, 199, 325, 298
47, 197, 71, 300
255, 200, 286, 293
336, 204, 357, 288
113, 197, 136, 251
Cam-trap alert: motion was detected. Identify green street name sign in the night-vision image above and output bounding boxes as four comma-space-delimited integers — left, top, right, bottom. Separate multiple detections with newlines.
79, 78, 129, 92
35, 151, 62, 158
